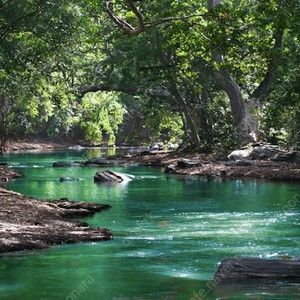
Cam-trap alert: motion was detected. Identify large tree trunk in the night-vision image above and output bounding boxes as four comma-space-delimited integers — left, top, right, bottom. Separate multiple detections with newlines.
217, 69, 259, 145
208, 0, 259, 146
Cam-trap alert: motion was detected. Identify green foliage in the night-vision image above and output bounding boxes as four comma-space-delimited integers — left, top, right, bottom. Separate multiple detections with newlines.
203, 92, 238, 151
79, 92, 125, 146
143, 107, 184, 144
1, 0, 299, 150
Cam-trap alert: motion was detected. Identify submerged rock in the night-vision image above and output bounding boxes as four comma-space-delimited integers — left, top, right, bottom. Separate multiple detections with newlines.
94, 170, 134, 183
59, 177, 81, 182
53, 162, 75, 167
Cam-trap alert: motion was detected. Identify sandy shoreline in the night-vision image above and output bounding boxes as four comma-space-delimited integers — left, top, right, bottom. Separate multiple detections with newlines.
5, 138, 72, 152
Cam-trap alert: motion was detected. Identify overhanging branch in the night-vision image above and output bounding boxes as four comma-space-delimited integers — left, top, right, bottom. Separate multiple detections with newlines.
104, 1, 204, 35
79, 84, 137, 97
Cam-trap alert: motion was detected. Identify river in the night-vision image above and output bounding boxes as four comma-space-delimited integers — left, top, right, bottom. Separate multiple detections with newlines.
0, 149, 299, 299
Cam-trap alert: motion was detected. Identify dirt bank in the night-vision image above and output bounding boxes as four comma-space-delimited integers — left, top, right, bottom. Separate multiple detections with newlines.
5, 138, 73, 152
0, 167, 112, 253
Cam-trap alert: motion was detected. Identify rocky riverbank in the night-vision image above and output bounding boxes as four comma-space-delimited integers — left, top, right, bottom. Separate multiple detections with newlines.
115, 147, 300, 183
0, 167, 113, 253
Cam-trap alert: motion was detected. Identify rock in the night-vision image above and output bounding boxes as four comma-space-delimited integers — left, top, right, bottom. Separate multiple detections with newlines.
228, 149, 251, 161
177, 158, 202, 168
68, 145, 84, 150
225, 160, 255, 167
94, 170, 134, 183
250, 145, 280, 160
59, 177, 78, 182
272, 151, 300, 165
228, 145, 286, 161
214, 257, 300, 282
167, 143, 179, 150
0, 167, 23, 182
164, 164, 177, 174
148, 142, 164, 151
53, 162, 74, 167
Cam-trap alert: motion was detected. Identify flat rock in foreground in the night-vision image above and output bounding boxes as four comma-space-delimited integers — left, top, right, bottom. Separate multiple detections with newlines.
0, 188, 113, 253
214, 257, 300, 282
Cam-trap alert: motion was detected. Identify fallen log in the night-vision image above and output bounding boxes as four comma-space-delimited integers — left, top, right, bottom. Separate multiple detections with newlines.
214, 257, 300, 282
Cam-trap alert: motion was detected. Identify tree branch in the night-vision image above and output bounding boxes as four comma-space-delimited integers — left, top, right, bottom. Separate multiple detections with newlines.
251, 27, 285, 100
145, 14, 205, 29
105, 1, 145, 35
105, 1, 205, 35
78, 84, 137, 97
125, 0, 145, 31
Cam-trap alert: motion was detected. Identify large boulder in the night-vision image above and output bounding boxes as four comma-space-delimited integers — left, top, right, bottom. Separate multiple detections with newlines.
228, 149, 251, 161
228, 144, 288, 161
94, 170, 134, 183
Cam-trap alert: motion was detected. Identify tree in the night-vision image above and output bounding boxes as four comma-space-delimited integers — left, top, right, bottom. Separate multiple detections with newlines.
103, 0, 296, 147
0, 0, 121, 148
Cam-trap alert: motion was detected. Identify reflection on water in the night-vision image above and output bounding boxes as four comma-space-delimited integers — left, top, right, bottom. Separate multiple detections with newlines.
0, 150, 299, 300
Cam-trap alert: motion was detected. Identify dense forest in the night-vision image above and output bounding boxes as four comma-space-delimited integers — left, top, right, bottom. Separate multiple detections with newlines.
1, 0, 300, 152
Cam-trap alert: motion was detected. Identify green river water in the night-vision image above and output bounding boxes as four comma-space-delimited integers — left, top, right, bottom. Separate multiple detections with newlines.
0, 149, 299, 300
